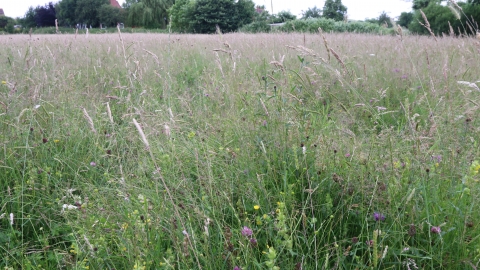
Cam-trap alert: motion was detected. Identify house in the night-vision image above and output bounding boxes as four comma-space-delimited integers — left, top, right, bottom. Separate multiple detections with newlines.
0, 8, 5, 16
110, 0, 121, 8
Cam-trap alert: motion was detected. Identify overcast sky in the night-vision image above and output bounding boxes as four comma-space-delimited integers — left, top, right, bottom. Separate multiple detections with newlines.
0, 0, 413, 20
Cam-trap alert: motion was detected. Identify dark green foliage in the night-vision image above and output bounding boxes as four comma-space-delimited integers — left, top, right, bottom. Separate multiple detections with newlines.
34, 2, 57, 27
408, 1, 479, 35
302, 6, 322, 19
322, 0, 347, 21
271, 10, 296, 23
191, 0, 237, 33
412, 0, 431, 10
398, 12, 413, 28
55, 0, 77, 26
75, 0, 109, 27
167, 0, 195, 32
0, 16, 13, 28
234, 0, 256, 27
98, 4, 125, 27
22, 7, 37, 28
378, 11, 393, 28
169, 0, 255, 33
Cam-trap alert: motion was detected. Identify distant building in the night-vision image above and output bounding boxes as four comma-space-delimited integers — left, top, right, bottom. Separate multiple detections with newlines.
110, 0, 122, 8
0, 8, 5, 16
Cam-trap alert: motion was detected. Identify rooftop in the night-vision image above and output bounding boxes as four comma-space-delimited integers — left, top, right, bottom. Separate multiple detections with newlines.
110, 0, 122, 8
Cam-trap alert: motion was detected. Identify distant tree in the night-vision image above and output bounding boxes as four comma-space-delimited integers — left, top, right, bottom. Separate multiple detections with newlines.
35, 2, 56, 27
98, 4, 124, 27
411, 0, 444, 10
191, 0, 238, 33
397, 12, 413, 28
55, 0, 77, 26
20, 7, 37, 28
0, 16, 15, 29
125, 0, 174, 28
75, 0, 109, 27
168, 0, 195, 32
377, 11, 393, 27
234, 0, 255, 27
467, 0, 480, 4
408, 3, 456, 34
302, 6, 322, 19
277, 11, 296, 22
322, 0, 347, 21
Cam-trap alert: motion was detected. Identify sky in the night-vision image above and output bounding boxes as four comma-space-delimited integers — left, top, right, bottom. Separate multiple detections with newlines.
0, 0, 413, 21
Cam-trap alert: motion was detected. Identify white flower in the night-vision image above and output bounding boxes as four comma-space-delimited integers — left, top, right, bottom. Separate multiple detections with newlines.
34, 104, 41, 109
9, 213, 14, 225
62, 204, 78, 213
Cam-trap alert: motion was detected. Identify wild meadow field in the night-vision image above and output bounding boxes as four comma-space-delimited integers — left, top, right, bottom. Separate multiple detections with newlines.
0, 30, 479, 269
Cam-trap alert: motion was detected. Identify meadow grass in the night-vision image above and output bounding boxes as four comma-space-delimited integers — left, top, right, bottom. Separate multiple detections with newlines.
0, 31, 480, 269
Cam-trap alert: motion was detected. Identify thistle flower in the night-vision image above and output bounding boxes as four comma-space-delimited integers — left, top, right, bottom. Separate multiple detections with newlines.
373, 212, 385, 222
241, 226, 253, 237
431, 226, 441, 234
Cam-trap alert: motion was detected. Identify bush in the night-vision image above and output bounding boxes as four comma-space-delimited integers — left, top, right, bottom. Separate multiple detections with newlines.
239, 20, 271, 33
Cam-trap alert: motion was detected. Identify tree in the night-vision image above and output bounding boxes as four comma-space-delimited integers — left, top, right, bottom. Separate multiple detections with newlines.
397, 12, 413, 28
322, 0, 347, 21
302, 6, 322, 19
234, 0, 255, 28
168, 0, 195, 32
191, 0, 238, 33
377, 11, 392, 27
75, 0, 109, 27
20, 7, 37, 28
98, 4, 125, 27
408, 3, 456, 34
35, 2, 57, 27
55, 0, 77, 26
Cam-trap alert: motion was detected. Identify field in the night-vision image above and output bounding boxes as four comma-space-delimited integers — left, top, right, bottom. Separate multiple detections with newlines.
1, 31, 480, 269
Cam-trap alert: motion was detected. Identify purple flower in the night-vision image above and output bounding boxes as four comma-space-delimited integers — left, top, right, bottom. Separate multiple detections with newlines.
234, 267, 242, 270
431, 155, 442, 163
250, 238, 258, 247
345, 153, 351, 158
366, 240, 374, 247
401, 74, 408, 80
373, 212, 385, 222
241, 226, 253, 237
431, 226, 441, 234
90, 162, 96, 166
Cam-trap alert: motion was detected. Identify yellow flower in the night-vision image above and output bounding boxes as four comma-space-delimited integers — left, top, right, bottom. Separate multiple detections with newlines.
254, 205, 260, 210
54, 139, 60, 143
1, 81, 6, 85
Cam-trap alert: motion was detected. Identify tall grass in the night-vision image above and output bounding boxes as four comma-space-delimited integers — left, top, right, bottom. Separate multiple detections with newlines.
0, 31, 479, 269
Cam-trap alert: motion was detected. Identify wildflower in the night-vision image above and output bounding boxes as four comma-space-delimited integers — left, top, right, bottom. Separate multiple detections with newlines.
254, 205, 260, 210
430, 226, 441, 234
250, 238, 258, 247
241, 226, 253, 237
42, 138, 48, 143
431, 155, 442, 163
401, 74, 408, 80
90, 162, 96, 166
54, 139, 60, 143
373, 212, 385, 221
234, 266, 242, 270
9, 213, 13, 225
345, 153, 351, 158
1, 81, 6, 84
366, 240, 374, 247
376, 106, 387, 112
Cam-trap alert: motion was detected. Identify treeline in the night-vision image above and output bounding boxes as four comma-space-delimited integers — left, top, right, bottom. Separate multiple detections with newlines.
1, 0, 479, 35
